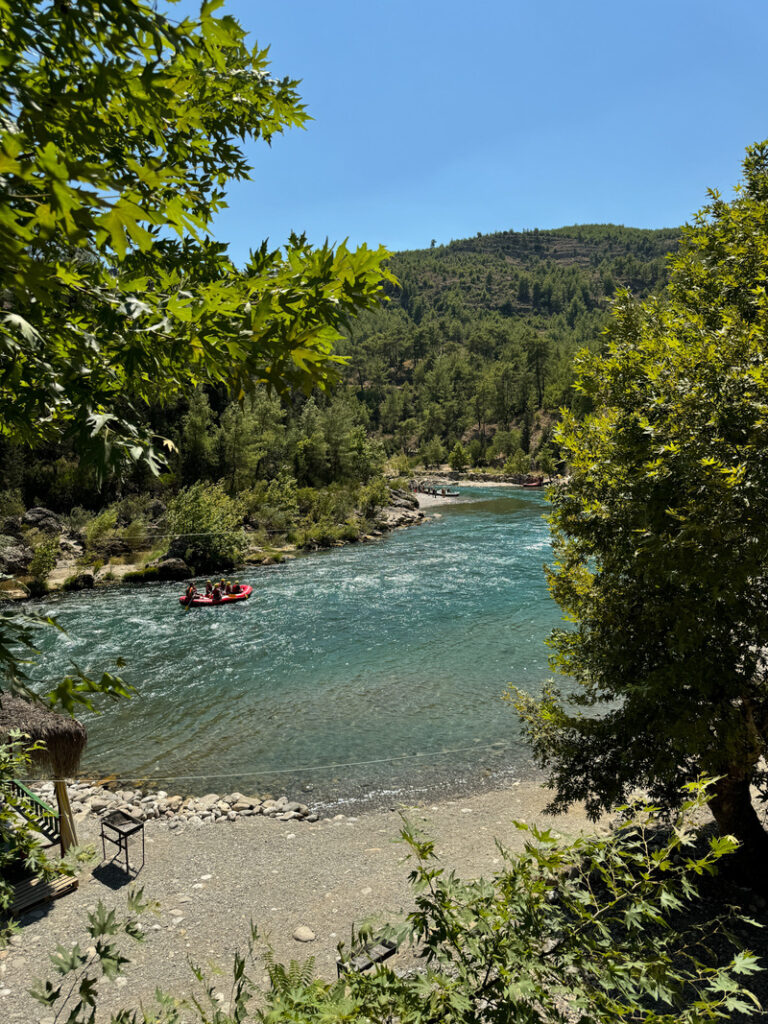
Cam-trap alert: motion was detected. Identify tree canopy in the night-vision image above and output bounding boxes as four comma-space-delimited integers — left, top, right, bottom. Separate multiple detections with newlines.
0, 0, 392, 474
515, 141, 768, 883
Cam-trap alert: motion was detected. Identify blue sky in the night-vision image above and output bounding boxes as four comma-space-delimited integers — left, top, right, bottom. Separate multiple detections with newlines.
181, 0, 767, 263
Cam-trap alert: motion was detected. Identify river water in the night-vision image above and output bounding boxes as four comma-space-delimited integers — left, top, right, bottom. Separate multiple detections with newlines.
31, 488, 567, 811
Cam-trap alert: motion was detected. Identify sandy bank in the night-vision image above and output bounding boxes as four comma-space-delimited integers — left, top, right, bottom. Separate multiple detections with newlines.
3, 779, 605, 1020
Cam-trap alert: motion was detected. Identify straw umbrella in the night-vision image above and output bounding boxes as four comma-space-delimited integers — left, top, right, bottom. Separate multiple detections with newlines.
0, 693, 86, 854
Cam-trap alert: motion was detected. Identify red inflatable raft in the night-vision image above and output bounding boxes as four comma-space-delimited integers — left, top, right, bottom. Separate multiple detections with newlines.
179, 584, 252, 607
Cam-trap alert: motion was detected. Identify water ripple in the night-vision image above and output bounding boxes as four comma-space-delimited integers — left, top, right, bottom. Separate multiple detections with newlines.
30, 489, 566, 805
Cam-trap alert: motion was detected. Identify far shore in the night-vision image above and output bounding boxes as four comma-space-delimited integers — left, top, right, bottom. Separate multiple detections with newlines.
415, 476, 552, 508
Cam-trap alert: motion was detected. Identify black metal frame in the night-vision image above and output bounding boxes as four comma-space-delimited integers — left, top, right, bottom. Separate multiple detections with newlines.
100, 810, 145, 875
336, 938, 397, 977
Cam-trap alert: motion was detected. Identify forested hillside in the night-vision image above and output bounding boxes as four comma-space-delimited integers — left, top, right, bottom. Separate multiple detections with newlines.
0, 224, 680, 516
340, 224, 680, 468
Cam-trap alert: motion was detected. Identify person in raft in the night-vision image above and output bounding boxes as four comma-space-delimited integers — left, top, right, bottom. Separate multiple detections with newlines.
183, 583, 197, 604
212, 583, 223, 601
204, 580, 213, 596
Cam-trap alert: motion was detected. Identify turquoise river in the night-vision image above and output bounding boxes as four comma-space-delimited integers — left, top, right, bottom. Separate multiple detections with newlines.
31, 487, 570, 812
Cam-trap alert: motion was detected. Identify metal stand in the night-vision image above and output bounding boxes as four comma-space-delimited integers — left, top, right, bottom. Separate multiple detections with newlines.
100, 810, 145, 875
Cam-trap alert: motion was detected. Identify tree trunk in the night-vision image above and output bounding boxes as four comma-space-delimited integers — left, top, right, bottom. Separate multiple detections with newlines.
708, 773, 768, 891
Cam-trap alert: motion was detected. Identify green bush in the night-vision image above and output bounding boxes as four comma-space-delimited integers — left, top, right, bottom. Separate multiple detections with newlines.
123, 566, 160, 582
166, 481, 244, 572
358, 477, 389, 518
84, 507, 118, 548
121, 519, 148, 553
503, 448, 531, 475
65, 506, 91, 533
1, 737, 56, 945
28, 537, 58, 582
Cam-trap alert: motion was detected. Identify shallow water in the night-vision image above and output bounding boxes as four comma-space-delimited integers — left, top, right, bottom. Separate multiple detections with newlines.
31, 489, 568, 810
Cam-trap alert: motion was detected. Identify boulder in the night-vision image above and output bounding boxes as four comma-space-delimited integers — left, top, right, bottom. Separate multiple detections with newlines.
0, 534, 33, 575
149, 557, 192, 581
1, 517, 22, 537
165, 536, 189, 560
22, 507, 62, 532
64, 571, 94, 591
59, 537, 83, 556
99, 538, 131, 556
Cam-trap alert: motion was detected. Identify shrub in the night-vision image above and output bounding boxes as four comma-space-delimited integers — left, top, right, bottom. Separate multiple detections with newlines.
65, 506, 91, 533
84, 507, 118, 548
27, 537, 58, 582
358, 477, 389, 518
166, 481, 244, 571
121, 518, 148, 553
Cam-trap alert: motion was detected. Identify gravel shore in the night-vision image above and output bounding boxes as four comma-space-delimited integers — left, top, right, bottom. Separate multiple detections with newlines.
3, 779, 607, 1022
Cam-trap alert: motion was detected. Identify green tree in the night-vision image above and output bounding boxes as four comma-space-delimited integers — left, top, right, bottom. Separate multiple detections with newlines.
515, 141, 768, 884
420, 437, 446, 469
448, 441, 468, 471
166, 481, 243, 571
503, 448, 530, 476
217, 400, 259, 495
0, 0, 392, 474
538, 446, 557, 481
179, 389, 216, 485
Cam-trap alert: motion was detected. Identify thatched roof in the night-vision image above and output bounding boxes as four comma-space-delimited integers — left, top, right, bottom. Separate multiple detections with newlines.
0, 693, 87, 777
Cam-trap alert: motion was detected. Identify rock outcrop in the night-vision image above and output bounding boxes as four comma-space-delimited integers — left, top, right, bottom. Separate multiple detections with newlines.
0, 534, 33, 575
22, 507, 63, 532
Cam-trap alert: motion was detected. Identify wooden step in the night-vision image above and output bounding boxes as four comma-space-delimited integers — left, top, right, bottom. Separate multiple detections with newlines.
9, 874, 78, 915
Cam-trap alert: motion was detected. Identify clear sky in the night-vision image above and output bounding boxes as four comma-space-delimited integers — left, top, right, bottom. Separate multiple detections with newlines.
180, 0, 767, 263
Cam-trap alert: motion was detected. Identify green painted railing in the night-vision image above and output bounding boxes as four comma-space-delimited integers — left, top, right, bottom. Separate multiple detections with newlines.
9, 780, 60, 845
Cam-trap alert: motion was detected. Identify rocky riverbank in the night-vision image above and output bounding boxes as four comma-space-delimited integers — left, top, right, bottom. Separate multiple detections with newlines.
33, 779, 322, 828
0, 488, 425, 601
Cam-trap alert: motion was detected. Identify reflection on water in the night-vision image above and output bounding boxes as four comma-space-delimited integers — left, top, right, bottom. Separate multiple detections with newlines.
30, 489, 566, 809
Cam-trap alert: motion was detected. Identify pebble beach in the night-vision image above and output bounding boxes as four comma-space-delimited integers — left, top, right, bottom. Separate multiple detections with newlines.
3, 778, 607, 1022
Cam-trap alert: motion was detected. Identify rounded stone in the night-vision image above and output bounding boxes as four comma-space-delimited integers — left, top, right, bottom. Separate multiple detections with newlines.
293, 926, 316, 943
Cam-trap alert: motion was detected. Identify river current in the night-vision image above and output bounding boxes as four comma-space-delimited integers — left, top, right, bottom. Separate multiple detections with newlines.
31, 488, 567, 811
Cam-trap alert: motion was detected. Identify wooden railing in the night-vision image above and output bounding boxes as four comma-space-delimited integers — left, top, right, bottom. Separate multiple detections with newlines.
9, 780, 61, 845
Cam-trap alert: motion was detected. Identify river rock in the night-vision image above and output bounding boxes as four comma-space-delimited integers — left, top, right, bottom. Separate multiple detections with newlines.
149, 557, 192, 581
197, 793, 221, 813
64, 571, 94, 591
293, 926, 315, 943
0, 534, 33, 575
22, 507, 62, 532
1, 516, 22, 537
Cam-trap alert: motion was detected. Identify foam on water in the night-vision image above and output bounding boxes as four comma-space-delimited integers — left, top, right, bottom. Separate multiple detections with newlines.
30, 488, 567, 808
